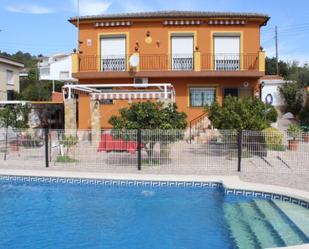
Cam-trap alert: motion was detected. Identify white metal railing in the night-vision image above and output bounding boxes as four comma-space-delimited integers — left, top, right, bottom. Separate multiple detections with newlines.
172, 54, 194, 71
101, 56, 126, 72
214, 54, 240, 71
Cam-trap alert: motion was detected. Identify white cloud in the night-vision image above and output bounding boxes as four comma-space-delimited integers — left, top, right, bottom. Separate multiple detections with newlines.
72, 0, 111, 15
5, 4, 53, 14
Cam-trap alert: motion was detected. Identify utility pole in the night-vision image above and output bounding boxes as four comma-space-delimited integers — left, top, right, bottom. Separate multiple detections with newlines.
275, 26, 279, 75
77, 0, 80, 50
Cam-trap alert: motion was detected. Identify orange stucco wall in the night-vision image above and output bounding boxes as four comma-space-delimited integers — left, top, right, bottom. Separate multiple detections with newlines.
78, 19, 261, 59
74, 17, 263, 129
77, 77, 259, 129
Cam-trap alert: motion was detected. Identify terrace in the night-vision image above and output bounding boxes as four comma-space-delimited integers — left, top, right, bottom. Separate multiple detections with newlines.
72, 52, 265, 79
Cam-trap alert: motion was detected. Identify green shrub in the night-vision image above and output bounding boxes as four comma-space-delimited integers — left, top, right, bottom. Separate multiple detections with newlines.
265, 106, 278, 123
263, 127, 285, 151
287, 124, 303, 140
205, 96, 277, 131
278, 82, 303, 115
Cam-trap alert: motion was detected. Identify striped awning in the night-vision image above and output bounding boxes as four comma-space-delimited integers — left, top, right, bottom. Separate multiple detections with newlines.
64, 83, 175, 103
90, 92, 172, 100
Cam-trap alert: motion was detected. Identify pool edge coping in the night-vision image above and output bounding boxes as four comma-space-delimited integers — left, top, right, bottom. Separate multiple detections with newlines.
0, 169, 308, 249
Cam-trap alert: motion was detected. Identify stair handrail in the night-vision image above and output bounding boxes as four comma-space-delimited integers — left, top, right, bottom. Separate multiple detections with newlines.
189, 112, 210, 143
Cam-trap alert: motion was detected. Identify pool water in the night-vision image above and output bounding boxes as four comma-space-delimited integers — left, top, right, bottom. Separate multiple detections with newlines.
0, 181, 308, 249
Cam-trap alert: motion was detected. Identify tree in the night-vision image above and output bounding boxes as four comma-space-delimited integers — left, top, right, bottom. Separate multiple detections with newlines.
265, 57, 289, 77
288, 63, 309, 87
299, 97, 309, 126
18, 68, 63, 101
0, 50, 38, 68
109, 101, 187, 130
265, 57, 309, 87
0, 104, 31, 129
0, 104, 31, 160
205, 96, 277, 131
278, 82, 303, 115
109, 101, 187, 162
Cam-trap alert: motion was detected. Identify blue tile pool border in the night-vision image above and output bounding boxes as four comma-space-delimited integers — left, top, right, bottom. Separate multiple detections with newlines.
0, 175, 224, 189
224, 188, 309, 209
0, 174, 308, 209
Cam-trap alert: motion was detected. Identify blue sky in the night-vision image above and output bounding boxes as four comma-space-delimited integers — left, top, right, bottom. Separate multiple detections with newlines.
0, 0, 309, 64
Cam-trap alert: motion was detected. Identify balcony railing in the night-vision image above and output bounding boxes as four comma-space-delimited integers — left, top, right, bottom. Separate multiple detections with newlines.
78, 53, 260, 73
172, 54, 194, 71
201, 53, 259, 71
101, 56, 126, 72
214, 53, 240, 71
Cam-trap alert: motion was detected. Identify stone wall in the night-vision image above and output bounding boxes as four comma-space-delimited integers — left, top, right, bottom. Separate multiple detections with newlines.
64, 99, 77, 133
90, 100, 101, 142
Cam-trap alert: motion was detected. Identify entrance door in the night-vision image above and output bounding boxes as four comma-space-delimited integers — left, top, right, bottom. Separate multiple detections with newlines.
223, 88, 239, 98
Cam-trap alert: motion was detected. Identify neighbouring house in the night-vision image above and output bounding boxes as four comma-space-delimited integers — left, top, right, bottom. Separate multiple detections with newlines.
0, 55, 24, 101
65, 11, 269, 131
260, 75, 286, 112
38, 53, 76, 82
19, 68, 29, 78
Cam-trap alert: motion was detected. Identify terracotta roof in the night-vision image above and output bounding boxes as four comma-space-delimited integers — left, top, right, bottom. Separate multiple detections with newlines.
69, 10, 269, 25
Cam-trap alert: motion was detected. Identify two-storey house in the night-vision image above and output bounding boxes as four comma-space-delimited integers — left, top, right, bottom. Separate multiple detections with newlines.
0, 55, 24, 101
67, 11, 269, 131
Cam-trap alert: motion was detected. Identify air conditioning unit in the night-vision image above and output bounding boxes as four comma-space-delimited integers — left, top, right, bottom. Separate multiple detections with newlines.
133, 77, 148, 87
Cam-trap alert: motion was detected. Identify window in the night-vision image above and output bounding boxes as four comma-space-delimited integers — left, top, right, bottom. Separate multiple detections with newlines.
189, 87, 216, 107
223, 88, 239, 98
214, 35, 240, 71
7, 90, 14, 100
97, 87, 113, 104
171, 35, 194, 71
101, 36, 126, 71
6, 70, 14, 85
39, 67, 50, 76
59, 71, 70, 80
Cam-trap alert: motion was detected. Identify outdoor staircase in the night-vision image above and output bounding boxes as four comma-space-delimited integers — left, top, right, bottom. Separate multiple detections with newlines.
223, 199, 309, 249
187, 113, 220, 143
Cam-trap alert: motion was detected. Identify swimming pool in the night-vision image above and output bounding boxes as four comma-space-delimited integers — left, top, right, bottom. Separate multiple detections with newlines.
0, 177, 308, 249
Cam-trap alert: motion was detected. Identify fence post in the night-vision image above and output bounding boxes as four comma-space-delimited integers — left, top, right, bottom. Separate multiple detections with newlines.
44, 128, 49, 168
3, 126, 8, 160
237, 130, 243, 172
49, 132, 52, 162
137, 129, 142, 171
189, 124, 192, 144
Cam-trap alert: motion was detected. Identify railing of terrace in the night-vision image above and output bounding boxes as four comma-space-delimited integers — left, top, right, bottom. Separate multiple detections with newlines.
101, 55, 126, 72
0, 128, 308, 175
201, 53, 259, 71
78, 53, 259, 72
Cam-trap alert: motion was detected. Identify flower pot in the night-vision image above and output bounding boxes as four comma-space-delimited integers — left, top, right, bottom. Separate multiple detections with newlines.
288, 140, 299, 151
304, 133, 309, 143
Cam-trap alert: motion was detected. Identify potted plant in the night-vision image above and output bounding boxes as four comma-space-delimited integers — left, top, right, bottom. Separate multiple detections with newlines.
287, 124, 302, 151
302, 126, 309, 143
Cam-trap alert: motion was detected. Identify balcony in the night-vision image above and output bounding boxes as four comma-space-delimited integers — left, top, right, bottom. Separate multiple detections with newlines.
72, 52, 265, 79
